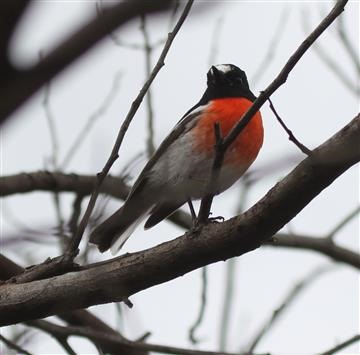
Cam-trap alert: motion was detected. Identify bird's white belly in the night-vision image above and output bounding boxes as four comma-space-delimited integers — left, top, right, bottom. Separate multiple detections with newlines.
148, 130, 247, 201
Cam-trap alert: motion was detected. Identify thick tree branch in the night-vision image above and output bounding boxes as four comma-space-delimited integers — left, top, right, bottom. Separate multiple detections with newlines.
0, 0, 29, 68
0, 0, 172, 125
0, 114, 359, 326
0, 254, 147, 355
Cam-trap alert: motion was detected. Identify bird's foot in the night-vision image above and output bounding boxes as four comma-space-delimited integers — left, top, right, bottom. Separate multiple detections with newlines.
207, 214, 225, 224
191, 213, 225, 230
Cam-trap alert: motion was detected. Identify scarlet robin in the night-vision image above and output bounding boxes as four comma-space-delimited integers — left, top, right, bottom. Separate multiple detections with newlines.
89, 64, 264, 254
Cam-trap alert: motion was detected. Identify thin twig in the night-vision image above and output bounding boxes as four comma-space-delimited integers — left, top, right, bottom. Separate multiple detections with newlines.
223, 0, 348, 151
188, 266, 208, 344
0, 333, 33, 355
41, 70, 66, 246
319, 334, 360, 355
140, 14, 156, 158
219, 182, 251, 351
42, 80, 59, 169
197, 122, 222, 224
326, 205, 360, 241
251, 7, 291, 86
61, 71, 122, 169
268, 98, 311, 155
63, 0, 194, 261
247, 265, 333, 352
97, 0, 166, 52
301, 8, 359, 96
68, 194, 84, 237
337, 14, 360, 76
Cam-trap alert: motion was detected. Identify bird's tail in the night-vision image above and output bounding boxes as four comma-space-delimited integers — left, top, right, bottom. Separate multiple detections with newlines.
89, 201, 151, 254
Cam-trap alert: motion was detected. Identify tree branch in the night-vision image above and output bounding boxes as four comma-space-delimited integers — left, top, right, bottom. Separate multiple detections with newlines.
319, 334, 360, 355
24, 320, 269, 355
0, 113, 359, 325
0, 171, 192, 229
196, 0, 348, 223
0, 254, 147, 355
247, 265, 333, 352
63, 0, 194, 261
0, 334, 33, 355
267, 233, 360, 270
0, 0, 173, 125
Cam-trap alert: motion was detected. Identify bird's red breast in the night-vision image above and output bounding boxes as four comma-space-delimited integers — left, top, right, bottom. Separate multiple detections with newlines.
193, 98, 264, 166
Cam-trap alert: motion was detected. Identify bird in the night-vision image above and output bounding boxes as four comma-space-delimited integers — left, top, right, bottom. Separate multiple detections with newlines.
89, 64, 264, 254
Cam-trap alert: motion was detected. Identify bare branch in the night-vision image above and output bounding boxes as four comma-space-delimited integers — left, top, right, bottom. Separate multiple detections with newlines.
251, 7, 290, 86
268, 98, 311, 155
197, 0, 348, 224
140, 15, 156, 158
336, 14, 360, 76
61, 71, 122, 169
0, 0, 173, 125
0, 333, 33, 355
0, 255, 147, 355
0, 171, 192, 229
218, 258, 236, 351
223, 0, 349, 153
301, 8, 359, 96
0, 113, 358, 325
219, 181, 251, 351
42, 79, 60, 169
319, 334, 360, 355
188, 266, 208, 344
64, 0, 194, 261
247, 265, 333, 352
326, 205, 360, 240
267, 233, 360, 270
197, 122, 223, 224
23, 320, 270, 355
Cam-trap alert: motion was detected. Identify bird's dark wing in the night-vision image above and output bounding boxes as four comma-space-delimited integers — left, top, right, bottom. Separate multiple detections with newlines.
126, 106, 206, 201
144, 200, 185, 229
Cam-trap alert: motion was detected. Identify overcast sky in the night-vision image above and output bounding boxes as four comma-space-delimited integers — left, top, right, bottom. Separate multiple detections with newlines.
1, 1, 359, 354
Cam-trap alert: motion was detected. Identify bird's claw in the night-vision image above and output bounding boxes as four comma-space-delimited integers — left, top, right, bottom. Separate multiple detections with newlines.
207, 215, 225, 223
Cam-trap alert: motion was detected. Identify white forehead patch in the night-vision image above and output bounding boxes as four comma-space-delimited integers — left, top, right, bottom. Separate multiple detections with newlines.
215, 64, 232, 73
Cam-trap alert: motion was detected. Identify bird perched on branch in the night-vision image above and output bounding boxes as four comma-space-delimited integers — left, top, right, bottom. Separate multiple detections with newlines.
90, 64, 263, 254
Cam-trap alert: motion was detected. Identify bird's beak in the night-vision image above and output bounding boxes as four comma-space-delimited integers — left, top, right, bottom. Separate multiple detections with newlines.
207, 66, 224, 86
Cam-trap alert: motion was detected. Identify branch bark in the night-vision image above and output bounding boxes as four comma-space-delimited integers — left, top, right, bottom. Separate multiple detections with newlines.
0, 113, 359, 326
0, 254, 147, 355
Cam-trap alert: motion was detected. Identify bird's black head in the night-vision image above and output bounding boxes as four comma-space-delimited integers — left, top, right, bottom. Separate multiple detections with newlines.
204, 64, 256, 102
180, 64, 256, 120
